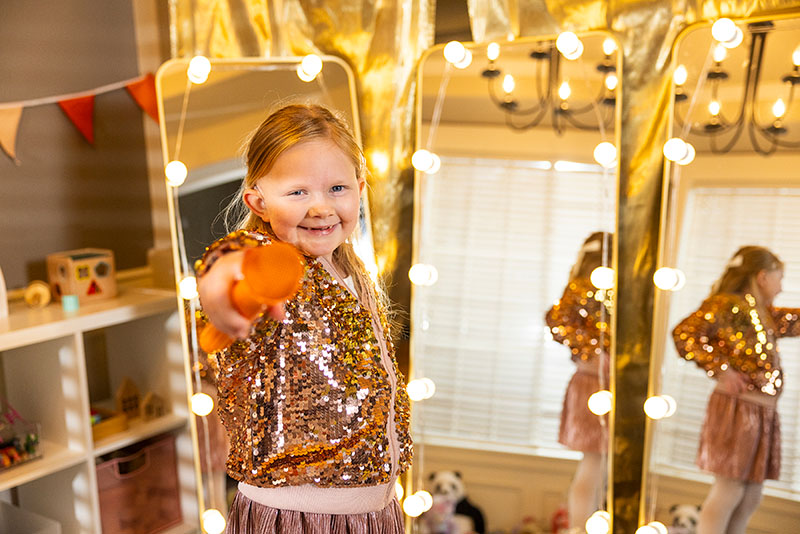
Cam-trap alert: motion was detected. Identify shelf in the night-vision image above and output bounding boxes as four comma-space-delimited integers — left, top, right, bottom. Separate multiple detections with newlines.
93, 413, 189, 457
0, 440, 86, 492
0, 286, 178, 351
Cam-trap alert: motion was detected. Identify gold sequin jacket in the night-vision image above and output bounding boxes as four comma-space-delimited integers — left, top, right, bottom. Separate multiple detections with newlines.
545, 277, 613, 366
672, 293, 800, 396
196, 230, 413, 488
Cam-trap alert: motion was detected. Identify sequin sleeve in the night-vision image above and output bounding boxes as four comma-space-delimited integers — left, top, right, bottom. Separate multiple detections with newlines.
193, 229, 272, 277
773, 307, 800, 338
545, 277, 612, 363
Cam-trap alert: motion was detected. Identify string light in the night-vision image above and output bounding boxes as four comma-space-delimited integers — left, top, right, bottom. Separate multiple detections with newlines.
593, 142, 617, 169
407, 378, 436, 401
585, 511, 611, 534
643, 394, 677, 420
590, 266, 614, 290
187, 56, 211, 84
408, 263, 439, 286
191, 392, 214, 417
296, 54, 323, 82
411, 149, 441, 174
588, 390, 612, 416
556, 32, 584, 60
179, 276, 198, 300
165, 160, 188, 187
201, 509, 226, 534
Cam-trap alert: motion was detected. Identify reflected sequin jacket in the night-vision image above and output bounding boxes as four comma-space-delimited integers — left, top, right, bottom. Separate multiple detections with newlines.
196, 230, 413, 488
545, 277, 613, 365
672, 293, 800, 396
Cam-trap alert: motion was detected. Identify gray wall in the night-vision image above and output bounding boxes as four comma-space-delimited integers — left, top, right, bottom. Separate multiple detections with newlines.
0, 1, 158, 288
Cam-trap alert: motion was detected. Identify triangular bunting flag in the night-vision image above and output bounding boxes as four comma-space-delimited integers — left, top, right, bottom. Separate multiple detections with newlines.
125, 73, 159, 122
0, 106, 23, 162
58, 95, 95, 144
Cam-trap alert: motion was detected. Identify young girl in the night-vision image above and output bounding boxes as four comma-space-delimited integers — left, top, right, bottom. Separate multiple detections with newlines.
545, 231, 612, 532
672, 246, 799, 534
196, 104, 412, 532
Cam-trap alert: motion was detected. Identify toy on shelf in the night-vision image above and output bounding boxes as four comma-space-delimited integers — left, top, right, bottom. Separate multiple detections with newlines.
199, 242, 304, 353
23, 280, 52, 308
141, 392, 166, 421
115, 377, 141, 420
0, 398, 42, 471
90, 407, 128, 442
46, 248, 117, 304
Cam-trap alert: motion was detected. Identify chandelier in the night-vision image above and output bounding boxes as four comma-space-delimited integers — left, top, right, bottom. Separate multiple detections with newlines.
672, 19, 800, 156
479, 34, 618, 134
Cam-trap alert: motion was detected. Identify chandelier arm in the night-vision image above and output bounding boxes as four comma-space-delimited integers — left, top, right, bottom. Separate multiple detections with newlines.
503, 107, 548, 130
561, 111, 603, 131
747, 121, 779, 155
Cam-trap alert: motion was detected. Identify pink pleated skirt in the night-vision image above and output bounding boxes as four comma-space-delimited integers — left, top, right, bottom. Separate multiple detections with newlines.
224, 492, 405, 534
696, 390, 781, 483
558, 369, 607, 453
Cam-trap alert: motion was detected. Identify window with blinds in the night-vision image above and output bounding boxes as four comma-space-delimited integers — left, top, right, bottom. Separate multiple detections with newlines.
411, 155, 614, 455
653, 186, 800, 498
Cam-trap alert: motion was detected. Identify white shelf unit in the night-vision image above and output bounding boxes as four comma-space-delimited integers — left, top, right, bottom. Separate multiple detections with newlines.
0, 285, 200, 534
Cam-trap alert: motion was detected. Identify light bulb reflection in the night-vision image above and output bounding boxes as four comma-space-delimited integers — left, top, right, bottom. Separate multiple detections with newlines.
556, 32, 583, 60
407, 378, 436, 401
590, 266, 614, 290
487, 42, 500, 61
443, 41, 468, 64
674, 65, 688, 86
296, 54, 323, 82
605, 74, 618, 91
593, 142, 617, 169
453, 49, 473, 69
663, 138, 688, 162
187, 56, 211, 84
201, 509, 226, 534
602, 37, 617, 56
411, 149, 441, 174
418, 490, 433, 512
502, 74, 516, 94
585, 511, 611, 534
713, 44, 728, 63
708, 100, 721, 116
653, 267, 686, 291
558, 81, 571, 100
773, 98, 786, 119
408, 263, 439, 286
191, 392, 214, 417
165, 160, 188, 187
403, 494, 425, 517
588, 390, 612, 416
711, 18, 737, 44
793, 46, 800, 67
179, 276, 198, 300
644, 394, 677, 420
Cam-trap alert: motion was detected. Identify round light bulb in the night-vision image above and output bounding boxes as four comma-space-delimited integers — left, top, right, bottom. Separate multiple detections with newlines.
502, 74, 516, 94
593, 142, 617, 169
653, 268, 679, 290
300, 54, 323, 77
713, 44, 727, 63
412, 149, 433, 172
443, 41, 468, 64
585, 510, 611, 534
296, 64, 316, 82
165, 160, 188, 187
588, 390, 612, 416
191, 392, 215, 416
408, 263, 439, 286
674, 64, 688, 86
602, 37, 617, 56
558, 81, 571, 100
708, 100, 721, 116
663, 138, 689, 162
487, 42, 500, 61
418, 490, 433, 512
644, 395, 677, 419
403, 494, 425, 517
590, 266, 614, 290
453, 49, 473, 69
187, 55, 211, 84
556, 32, 583, 60
407, 378, 436, 401
395, 481, 405, 500
635, 526, 658, 534
772, 98, 786, 119
677, 142, 696, 166
711, 18, 737, 44
722, 26, 744, 49
649, 521, 668, 534
793, 46, 800, 67
605, 73, 618, 91
179, 276, 198, 300
201, 509, 226, 534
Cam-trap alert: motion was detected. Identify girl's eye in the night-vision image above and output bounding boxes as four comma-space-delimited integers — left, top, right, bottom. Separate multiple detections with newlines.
331, 185, 346, 193
288, 190, 305, 196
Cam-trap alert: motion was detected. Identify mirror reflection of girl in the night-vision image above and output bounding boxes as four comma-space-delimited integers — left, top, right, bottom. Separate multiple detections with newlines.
545, 231, 612, 532
196, 104, 412, 532
672, 246, 800, 534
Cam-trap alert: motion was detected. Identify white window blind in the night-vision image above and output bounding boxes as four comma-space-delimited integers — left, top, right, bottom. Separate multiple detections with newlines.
653, 187, 800, 498
412, 155, 613, 455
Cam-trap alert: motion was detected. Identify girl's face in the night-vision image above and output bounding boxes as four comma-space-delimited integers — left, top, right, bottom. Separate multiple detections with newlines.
244, 139, 364, 262
756, 268, 783, 306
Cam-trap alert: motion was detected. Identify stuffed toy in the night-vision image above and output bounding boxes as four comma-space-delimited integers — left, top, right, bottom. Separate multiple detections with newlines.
424, 471, 486, 534
667, 504, 700, 534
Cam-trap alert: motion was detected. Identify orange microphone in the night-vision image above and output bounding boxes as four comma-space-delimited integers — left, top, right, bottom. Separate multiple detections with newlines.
199, 241, 305, 353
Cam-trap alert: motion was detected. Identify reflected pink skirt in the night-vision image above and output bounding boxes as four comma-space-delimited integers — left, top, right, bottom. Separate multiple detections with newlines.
697, 390, 781, 483
224, 492, 405, 534
558, 370, 607, 453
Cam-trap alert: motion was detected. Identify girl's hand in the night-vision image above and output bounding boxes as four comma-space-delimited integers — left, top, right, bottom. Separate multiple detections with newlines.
717, 368, 750, 394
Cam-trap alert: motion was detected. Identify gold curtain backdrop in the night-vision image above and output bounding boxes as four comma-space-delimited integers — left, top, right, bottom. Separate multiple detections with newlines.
167, 1, 800, 532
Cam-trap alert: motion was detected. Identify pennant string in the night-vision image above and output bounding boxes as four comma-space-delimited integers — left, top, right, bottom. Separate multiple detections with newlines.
0, 75, 148, 110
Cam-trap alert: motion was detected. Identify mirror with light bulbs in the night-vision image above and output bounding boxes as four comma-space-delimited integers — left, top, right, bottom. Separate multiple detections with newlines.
643, 16, 800, 532
407, 33, 620, 531
154, 56, 361, 518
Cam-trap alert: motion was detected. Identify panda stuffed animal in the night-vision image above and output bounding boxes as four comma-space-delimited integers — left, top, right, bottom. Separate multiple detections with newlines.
668, 503, 700, 534
424, 471, 486, 534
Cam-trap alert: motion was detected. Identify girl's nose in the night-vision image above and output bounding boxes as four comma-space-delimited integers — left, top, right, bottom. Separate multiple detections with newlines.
308, 198, 334, 217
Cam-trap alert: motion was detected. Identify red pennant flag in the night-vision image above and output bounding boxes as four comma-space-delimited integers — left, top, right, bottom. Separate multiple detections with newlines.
125, 73, 159, 122
58, 95, 95, 144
